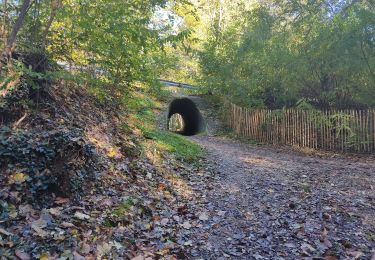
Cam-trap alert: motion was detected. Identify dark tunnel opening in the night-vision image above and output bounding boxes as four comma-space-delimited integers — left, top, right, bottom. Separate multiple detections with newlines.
167, 98, 205, 136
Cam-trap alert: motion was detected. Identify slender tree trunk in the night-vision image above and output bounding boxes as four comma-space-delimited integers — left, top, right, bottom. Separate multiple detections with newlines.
41, 0, 62, 49
0, 0, 32, 66
1, 0, 8, 48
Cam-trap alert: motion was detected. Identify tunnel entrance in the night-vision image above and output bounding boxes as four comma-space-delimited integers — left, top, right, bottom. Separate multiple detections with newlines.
167, 98, 205, 136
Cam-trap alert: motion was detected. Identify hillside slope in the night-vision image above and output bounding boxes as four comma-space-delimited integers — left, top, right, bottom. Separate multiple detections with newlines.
0, 81, 211, 259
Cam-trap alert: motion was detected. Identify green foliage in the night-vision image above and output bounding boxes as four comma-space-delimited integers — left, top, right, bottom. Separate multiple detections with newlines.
198, 0, 375, 109
4, 0, 375, 109
0, 72, 19, 91
296, 99, 316, 111
0, 126, 97, 204
127, 94, 160, 126
2, 0, 193, 100
7, 59, 48, 89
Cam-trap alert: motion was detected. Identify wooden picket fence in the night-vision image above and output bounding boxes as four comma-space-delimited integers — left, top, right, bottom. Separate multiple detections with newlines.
225, 102, 375, 153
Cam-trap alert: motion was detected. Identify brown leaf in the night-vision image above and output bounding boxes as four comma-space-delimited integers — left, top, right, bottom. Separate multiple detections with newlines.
80, 243, 91, 254
157, 183, 166, 191
323, 213, 331, 221
324, 256, 338, 260
96, 242, 112, 258
54, 197, 69, 205
217, 210, 226, 216
301, 242, 315, 256
73, 251, 85, 260
160, 218, 169, 226
48, 207, 62, 216
321, 227, 328, 240
0, 227, 13, 236
31, 218, 48, 229
198, 212, 209, 221
60, 222, 75, 228
31, 225, 48, 238
101, 198, 113, 207
74, 212, 90, 220
83, 229, 92, 238
177, 204, 188, 215
15, 250, 31, 260
18, 204, 34, 217
181, 221, 191, 229
347, 250, 363, 259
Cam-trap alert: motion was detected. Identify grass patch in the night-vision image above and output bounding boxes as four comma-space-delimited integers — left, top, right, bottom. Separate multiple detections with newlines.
112, 198, 135, 217
142, 128, 202, 163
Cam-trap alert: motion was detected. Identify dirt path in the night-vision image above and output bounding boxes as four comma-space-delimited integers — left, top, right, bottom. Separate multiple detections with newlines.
187, 135, 375, 259
161, 95, 375, 258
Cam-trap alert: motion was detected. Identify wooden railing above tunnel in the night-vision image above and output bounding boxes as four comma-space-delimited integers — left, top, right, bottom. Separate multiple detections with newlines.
225, 101, 375, 153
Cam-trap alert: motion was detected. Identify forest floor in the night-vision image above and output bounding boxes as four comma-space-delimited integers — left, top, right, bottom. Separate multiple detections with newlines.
181, 96, 375, 259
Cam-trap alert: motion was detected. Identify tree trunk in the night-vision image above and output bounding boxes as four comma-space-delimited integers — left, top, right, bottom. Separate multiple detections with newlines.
41, 0, 62, 48
1, 0, 8, 48
0, 0, 32, 66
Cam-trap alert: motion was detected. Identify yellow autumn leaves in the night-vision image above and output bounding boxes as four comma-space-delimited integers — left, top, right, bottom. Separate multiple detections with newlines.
8, 172, 28, 184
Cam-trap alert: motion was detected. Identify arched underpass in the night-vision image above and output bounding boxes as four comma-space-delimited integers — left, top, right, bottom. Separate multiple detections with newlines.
167, 98, 205, 136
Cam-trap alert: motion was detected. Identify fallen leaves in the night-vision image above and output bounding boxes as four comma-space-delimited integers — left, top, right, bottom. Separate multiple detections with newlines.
79, 242, 91, 254
217, 210, 226, 216
160, 218, 169, 226
18, 204, 34, 217
324, 256, 338, 260
0, 227, 13, 236
60, 222, 75, 228
8, 172, 27, 184
346, 250, 364, 259
15, 250, 31, 260
31, 225, 48, 238
72, 251, 85, 260
0, 77, 213, 259
181, 221, 192, 229
39, 252, 50, 260
55, 197, 70, 205
301, 242, 316, 256
198, 212, 209, 221
178, 134, 375, 259
73, 212, 90, 220
30, 213, 50, 238
96, 242, 113, 258
48, 207, 62, 216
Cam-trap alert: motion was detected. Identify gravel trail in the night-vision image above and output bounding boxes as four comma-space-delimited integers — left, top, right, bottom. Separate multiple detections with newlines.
185, 117, 375, 259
